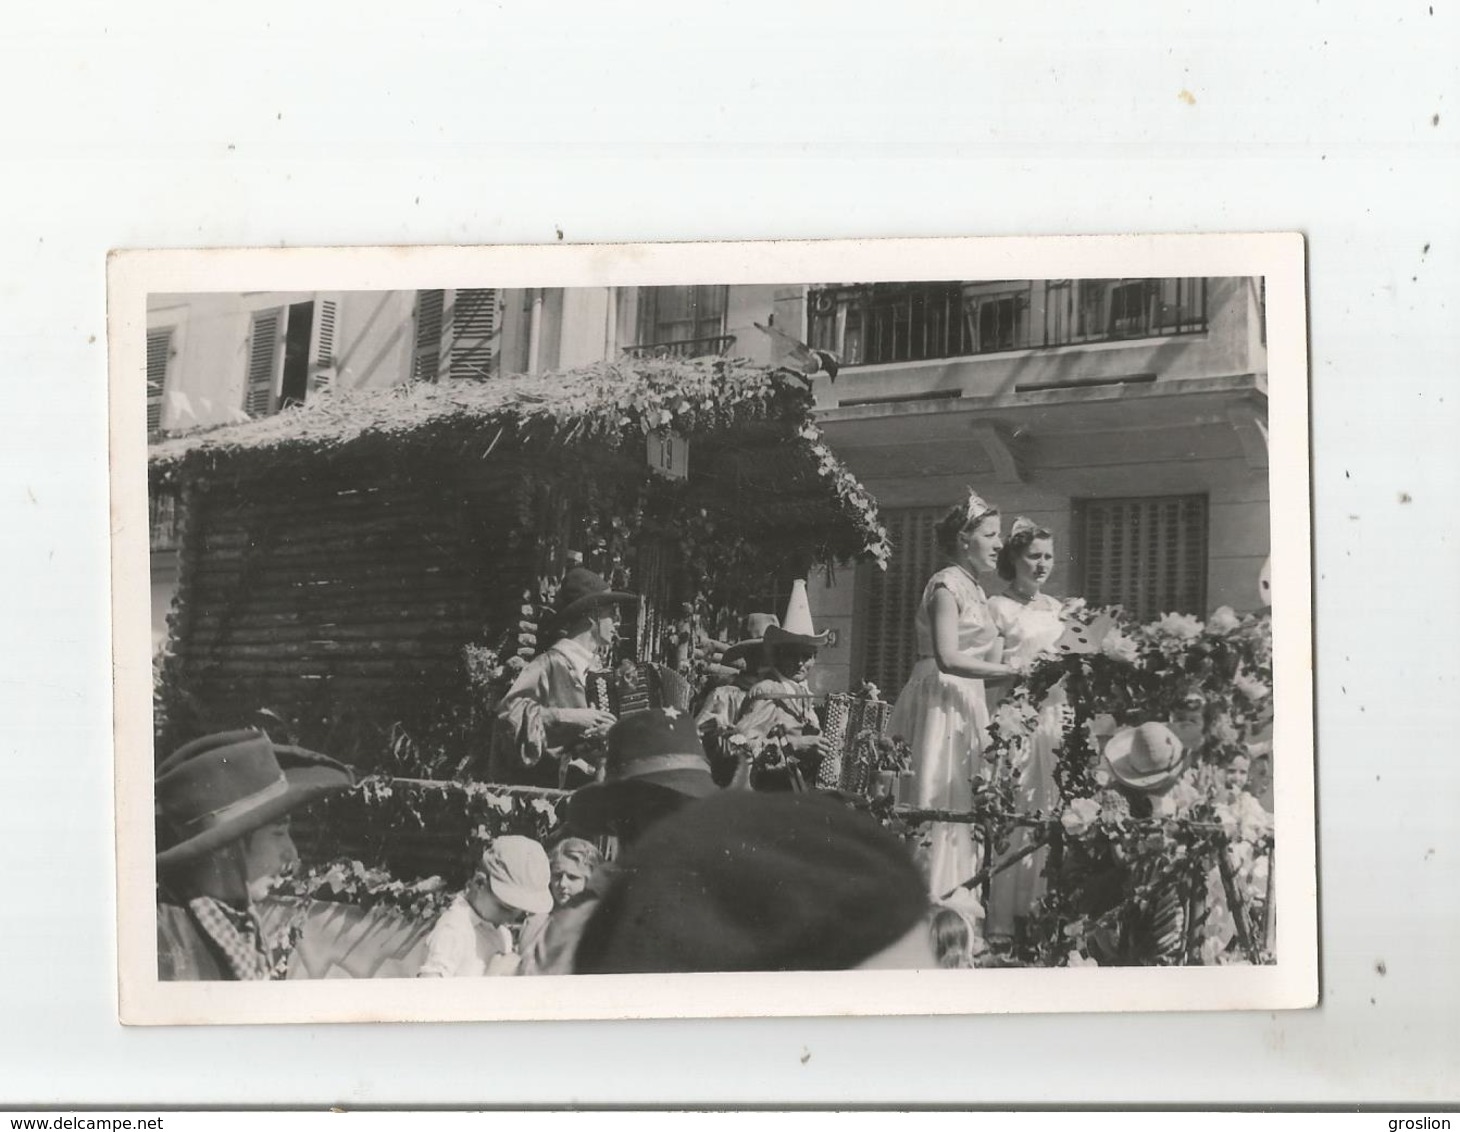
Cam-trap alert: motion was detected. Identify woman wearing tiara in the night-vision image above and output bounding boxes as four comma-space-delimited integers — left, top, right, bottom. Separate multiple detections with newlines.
888, 489, 1022, 914
985, 518, 1067, 944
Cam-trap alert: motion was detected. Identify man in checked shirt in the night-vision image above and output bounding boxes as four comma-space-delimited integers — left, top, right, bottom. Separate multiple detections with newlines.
154, 730, 355, 980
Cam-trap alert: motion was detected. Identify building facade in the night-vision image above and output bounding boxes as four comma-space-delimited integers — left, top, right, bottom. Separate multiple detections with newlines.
148, 279, 1269, 701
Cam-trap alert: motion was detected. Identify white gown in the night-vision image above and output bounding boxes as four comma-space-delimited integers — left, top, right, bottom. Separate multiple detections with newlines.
985, 591, 1065, 940
887, 566, 999, 908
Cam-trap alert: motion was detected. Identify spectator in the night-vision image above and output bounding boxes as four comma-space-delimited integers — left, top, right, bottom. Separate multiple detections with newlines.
929, 905, 978, 969
155, 730, 355, 981
574, 790, 933, 973
418, 836, 553, 978
522, 708, 720, 975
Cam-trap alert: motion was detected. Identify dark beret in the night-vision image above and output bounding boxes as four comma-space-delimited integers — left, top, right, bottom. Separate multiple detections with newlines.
573, 790, 929, 973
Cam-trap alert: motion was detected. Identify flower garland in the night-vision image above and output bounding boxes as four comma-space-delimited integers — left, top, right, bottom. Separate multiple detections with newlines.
981, 603, 1275, 967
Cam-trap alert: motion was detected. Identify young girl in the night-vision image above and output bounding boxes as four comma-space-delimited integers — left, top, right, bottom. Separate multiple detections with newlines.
929, 905, 978, 969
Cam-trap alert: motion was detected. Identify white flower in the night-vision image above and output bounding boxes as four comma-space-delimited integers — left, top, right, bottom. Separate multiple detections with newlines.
661, 706, 681, 719
1060, 797, 1102, 838
1233, 667, 1270, 703
1099, 628, 1141, 664
1155, 612, 1205, 640
1206, 605, 1241, 634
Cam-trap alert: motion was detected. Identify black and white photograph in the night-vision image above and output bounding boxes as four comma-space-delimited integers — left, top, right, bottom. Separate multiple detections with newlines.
112, 236, 1314, 1023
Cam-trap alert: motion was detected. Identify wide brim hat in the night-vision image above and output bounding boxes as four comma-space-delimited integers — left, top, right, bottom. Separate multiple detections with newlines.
156, 730, 355, 868
762, 580, 828, 650
573, 791, 929, 973
567, 708, 718, 834
1102, 721, 1189, 795
721, 612, 780, 669
549, 566, 638, 629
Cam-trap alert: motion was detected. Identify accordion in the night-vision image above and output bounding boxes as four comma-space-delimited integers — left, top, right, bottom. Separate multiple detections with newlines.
586, 661, 693, 718
818, 692, 895, 792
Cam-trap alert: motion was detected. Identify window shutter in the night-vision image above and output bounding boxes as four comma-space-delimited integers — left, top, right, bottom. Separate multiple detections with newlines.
244, 310, 281, 417
146, 328, 172, 434
1078, 495, 1208, 621
308, 296, 339, 397
412, 289, 445, 382
858, 506, 941, 696
445, 288, 499, 380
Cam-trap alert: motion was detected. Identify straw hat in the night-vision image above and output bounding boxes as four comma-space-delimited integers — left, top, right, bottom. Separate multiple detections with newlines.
1102, 721, 1189, 795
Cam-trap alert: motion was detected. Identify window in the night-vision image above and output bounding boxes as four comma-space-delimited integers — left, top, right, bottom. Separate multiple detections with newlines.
411, 289, 500, 381
809, 278, 1209, 367
243, 298, 338, 417
854, 506, 943, 698
1076, 494, 1208, 622
146, 327, 173, 436
625, 286, 732, 359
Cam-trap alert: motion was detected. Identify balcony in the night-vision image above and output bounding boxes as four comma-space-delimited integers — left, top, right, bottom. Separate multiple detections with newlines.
807, 279, 1208, 368
622, 334, 737, 361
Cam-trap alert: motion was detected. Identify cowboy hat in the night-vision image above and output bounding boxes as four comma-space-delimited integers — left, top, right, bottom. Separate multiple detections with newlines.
721, 612, 780, 669
1102, 721, 1189, 795
548, 567, 639, 630
155, 730, 355, 868
761, 580, 829, 650
567, 708, 718, 834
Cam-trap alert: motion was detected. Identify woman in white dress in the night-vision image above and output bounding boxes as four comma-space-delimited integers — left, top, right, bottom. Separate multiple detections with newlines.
985, 518, 1065, 943
888, 490, 1022, 911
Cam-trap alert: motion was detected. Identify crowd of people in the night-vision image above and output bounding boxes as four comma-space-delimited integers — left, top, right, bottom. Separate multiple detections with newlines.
153, 486, 1271, 980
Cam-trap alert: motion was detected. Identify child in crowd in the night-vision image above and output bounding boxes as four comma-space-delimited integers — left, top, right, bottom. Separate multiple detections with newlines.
417, 836, 553, 978
546, 838, 602, 909
929, 905, 978, 969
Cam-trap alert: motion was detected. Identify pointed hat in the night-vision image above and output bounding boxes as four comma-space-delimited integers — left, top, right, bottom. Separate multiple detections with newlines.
762, 580, 829, 650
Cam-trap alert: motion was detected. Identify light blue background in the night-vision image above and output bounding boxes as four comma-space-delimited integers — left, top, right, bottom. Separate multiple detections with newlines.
1, 0, 1455, 1106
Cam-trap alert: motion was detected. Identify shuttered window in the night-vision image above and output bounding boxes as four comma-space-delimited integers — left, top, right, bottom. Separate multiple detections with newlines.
857, 506, 942, 697
413, 289, 499, 381
1077, 494, 1208, 622
311, 298, 338, 395
146, 327, 172, 435
446, 289, 498, 380
412, 290, 444, 381
243, 309, 281, 417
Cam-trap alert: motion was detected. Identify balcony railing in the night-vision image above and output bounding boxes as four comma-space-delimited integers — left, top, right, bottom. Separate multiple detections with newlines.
807, 279, 1208, 368
622, 334, 736, 361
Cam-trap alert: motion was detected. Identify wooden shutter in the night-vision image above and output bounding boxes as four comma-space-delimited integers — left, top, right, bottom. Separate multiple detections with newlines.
308, 296, 339, 397
1078, 495, 1208, 622
146, 328, 171, 434
244, 310, 281, 417
857, 507, 941, 696
445, 288, 499, 380
412, 289, 444, 382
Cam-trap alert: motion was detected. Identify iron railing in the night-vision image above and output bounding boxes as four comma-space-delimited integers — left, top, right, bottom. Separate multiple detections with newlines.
622, 334, 737, 361
807, 279, 1208, 368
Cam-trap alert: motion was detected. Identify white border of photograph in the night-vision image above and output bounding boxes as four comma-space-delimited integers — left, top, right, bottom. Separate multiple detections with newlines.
109, 233, 1314, 1025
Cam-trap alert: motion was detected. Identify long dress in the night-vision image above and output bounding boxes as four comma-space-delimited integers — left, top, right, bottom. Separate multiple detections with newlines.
985, 592, 1066, 940
887, 565, 1000, 908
